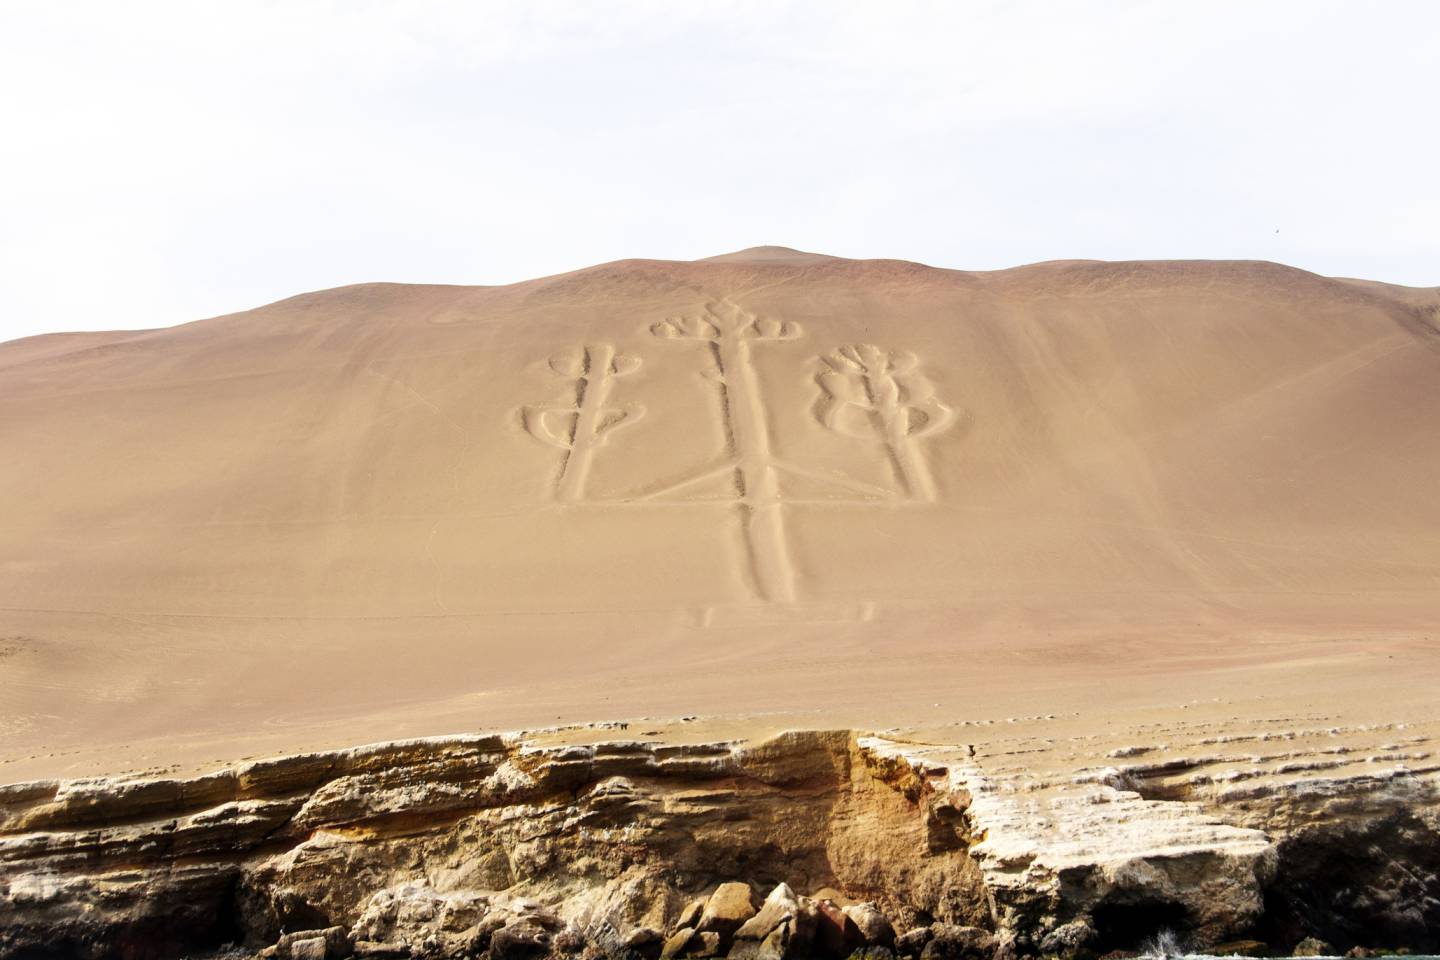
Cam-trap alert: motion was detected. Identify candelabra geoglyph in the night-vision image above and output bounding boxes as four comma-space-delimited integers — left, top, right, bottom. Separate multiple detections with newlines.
519, 301, 956, 602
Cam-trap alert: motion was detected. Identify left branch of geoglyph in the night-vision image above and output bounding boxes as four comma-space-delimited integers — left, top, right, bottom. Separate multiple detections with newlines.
520, 343, 643, 502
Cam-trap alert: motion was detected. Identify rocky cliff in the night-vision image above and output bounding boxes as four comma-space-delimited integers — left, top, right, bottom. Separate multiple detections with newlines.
3, 727, 1436, 960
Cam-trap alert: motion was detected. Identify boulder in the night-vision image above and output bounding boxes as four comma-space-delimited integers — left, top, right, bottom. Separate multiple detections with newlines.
676, 897, 707, 932
816, 899, 866, 957
275, 927, 352, 959
847, 949, 898, 960
1038, 920, 1096, 958
291, 939, 329, 960
664, 929, 700, 960
1294, 940, 1334, 958
686, 931, 725, 957
895, 927, 933, 958
470, 912, 509, 952
553, 928, 586, 953
437, 896, 488, 934
756, 903, 820, 960
920, 924, 995, 960
352, 945, 411, 959
346, 885, 483, 952
625, 926, 665, 957
812, 887, 857, 908
490, 922, 553, 960
758, 920, 797, 960
699, 882, 758, 938
729, 941, 763, 960
736, 883, 802, 941
844, 903, 897, 948
791, 899, 821, 953
520, 906, 565, 932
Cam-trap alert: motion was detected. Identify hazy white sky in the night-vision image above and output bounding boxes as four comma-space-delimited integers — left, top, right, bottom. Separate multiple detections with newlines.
1, 0, 1436, 342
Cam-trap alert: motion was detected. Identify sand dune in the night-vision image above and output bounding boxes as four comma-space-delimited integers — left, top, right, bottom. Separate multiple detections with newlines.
1, 248, 1437, 780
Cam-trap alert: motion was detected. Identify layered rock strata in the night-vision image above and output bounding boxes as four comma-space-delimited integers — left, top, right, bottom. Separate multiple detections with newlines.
1, 729, 1436, 960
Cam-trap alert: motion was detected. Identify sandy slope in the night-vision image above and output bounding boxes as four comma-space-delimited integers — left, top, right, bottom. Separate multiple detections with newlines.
1, 247, 1437, 781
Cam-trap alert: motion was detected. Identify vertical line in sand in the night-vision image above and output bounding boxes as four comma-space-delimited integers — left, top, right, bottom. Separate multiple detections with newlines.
715, 333, 796, 603
556, 344, 615, 503
862, 370, 936, 503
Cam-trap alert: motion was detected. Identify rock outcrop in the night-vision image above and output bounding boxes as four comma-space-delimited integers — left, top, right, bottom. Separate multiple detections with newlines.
1, 728, 1437, 959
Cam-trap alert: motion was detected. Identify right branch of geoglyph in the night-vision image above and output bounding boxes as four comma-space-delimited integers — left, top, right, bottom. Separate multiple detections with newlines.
816, 343, 955, 501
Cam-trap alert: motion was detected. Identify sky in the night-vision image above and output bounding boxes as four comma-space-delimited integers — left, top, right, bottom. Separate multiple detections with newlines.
1, 0, 1437, 342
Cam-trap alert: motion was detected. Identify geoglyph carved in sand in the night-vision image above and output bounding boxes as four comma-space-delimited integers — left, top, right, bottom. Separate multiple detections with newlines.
520, 300, 956, 602
815, 343, 956, 503
520, 343, 645, 502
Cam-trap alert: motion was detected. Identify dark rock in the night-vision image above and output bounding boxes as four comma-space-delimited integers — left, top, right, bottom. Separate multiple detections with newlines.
664, 929, 700, 960
461, 912, 507, 953
352, 945, 411, 959
844, 904, 897, 948
920, 924, 995, 960
758, 921, 795, 960
625, 927, 665, 952
758, 910, 819, 960
847, 949, 898, 960
817, 899, 866, 957
1038, 920, 1095, 959
1212, 941, 1272, 957
686, 931, 724, 958
523, 907, 565, 933
676, 899, 707, 933
729, 941, 763, 960
490, 922, 553, 960
554, 928, 586, 953
895, 927, 934, 958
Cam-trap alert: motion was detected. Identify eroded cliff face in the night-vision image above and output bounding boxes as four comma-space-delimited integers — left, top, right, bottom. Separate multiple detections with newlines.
1, 729, 1437, 960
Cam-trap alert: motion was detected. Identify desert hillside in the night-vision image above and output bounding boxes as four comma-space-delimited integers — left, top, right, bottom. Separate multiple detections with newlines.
2, 247, 1438, 779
